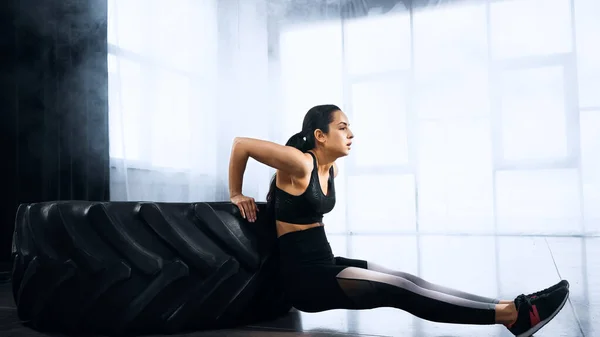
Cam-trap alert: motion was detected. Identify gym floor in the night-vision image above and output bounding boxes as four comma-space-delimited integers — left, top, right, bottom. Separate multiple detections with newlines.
1, 234, 596, 336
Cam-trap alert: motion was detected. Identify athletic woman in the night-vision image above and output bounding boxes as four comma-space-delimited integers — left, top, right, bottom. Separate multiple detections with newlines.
228, 104, 570, 337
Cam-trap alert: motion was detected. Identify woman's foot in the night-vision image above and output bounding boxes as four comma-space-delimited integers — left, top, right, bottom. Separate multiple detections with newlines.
525, 279, 569, 299
505, 286, 569, 337
499, 279, 569, 304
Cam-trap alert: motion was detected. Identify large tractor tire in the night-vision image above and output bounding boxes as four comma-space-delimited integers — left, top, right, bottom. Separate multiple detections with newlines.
10, 201, 292, 335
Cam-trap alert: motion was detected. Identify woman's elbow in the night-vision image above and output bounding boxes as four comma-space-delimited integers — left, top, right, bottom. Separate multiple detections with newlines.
231, 137, 245, 151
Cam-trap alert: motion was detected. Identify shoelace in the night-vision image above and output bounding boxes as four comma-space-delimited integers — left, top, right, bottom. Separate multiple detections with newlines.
506, 295, 535, 329
515, 294, 532, 309
526, 281, 563, 299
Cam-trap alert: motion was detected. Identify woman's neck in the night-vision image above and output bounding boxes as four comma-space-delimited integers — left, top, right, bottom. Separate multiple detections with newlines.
309, 149, 335, 174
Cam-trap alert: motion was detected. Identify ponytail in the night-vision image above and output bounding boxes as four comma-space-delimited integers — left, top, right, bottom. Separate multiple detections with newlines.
285, 130, 314, 152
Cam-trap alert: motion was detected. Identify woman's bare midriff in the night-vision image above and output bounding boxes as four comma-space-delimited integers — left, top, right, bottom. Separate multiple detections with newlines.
276, 221, 323, 238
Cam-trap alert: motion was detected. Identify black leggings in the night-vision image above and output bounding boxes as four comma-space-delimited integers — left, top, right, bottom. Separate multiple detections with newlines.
278, 226, 497, 325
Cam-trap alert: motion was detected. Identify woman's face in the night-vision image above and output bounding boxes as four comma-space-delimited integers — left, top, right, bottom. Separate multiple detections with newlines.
316, 110, 354, 157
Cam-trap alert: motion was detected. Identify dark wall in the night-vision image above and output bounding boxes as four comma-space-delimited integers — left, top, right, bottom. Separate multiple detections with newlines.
0, 0, 109, 272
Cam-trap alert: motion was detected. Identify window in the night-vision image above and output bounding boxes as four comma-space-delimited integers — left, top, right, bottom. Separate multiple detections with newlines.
343, 12, 411, 76
581, 110, 600, 233
108, 55, 143, 161
279, 22, 344, 142
151, 0, 196, 72
412, 3, 489, 119
498, 66, 568, 162
274, 0, 591, 237
575, 0, 600, 108
495, 169, 582, 234
490, 0, 573, 59
108, 0, 218, 170
350, 77, 409, 167
413, 3, 488, 74
417, 120, 494, 233
151, 70, 192, 169
347, 174, 417, 233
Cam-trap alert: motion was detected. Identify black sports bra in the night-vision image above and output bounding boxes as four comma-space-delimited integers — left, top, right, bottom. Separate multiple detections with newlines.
273, 152, 336, 224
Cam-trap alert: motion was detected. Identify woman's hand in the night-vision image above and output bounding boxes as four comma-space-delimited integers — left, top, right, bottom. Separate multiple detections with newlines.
230, 194, 259, 222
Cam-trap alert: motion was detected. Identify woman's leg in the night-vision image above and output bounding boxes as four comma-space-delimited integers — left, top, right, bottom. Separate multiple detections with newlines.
334, 256, 567, 305
334, 257, 500, 304
335, 266, 499, 324
334, 266, 569, 335
368, 261, 504, 304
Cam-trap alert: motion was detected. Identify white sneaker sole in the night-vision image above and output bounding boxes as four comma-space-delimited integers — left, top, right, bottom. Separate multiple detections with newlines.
515, 290, 569, 337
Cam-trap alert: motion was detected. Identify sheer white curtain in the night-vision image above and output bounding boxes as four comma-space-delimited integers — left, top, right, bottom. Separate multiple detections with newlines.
108, 0, 275, 204
108, 0, 600, 236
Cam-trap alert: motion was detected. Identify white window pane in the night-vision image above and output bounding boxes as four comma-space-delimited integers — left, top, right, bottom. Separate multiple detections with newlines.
348, 235, 418, 336
420, 236, 499, 336
415, 70, 490, 120
490, 0, 572, 59
152, 0, 213, 73
151, 71, 191, 169
500, 66, 568, 161
496, 169, 582, 234
280, 23, 343, 142
344, 12, 411, 75
351, 79, 409, 166
192, 0, 218, 75
348, 174, 416, 233
575, 0, 600, 108
155, 1, 193, 70
187, 82, 217, 178
108, 0, 145, 53
417, 120, 494, 233
581, 110, 600, 233
109, 56, 142, 161
413, 3, 487, 74
413, 3, 489, 119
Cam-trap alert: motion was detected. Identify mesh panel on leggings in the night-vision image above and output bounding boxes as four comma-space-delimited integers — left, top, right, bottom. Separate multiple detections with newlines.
335, 267, 496, 325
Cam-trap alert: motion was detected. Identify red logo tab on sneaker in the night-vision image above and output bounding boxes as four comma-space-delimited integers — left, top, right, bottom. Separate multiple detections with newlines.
529, 305, 541, 326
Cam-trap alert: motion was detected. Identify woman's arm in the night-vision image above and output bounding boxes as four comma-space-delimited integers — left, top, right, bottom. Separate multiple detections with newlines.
228, 137, 312, 220
228, 137, 311, 197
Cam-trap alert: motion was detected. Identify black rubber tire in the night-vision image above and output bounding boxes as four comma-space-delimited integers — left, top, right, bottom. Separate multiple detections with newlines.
11, 201, 291, 335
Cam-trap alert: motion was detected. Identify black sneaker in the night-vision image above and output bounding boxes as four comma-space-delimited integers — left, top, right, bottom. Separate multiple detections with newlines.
526, 279, 569, 300
505, 286, 569, 337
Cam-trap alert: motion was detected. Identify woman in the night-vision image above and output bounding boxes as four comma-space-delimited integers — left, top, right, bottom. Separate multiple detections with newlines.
228, 104, 570, 337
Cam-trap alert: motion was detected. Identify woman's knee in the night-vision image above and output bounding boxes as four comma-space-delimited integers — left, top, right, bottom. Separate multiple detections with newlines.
366, 262, 423, 283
